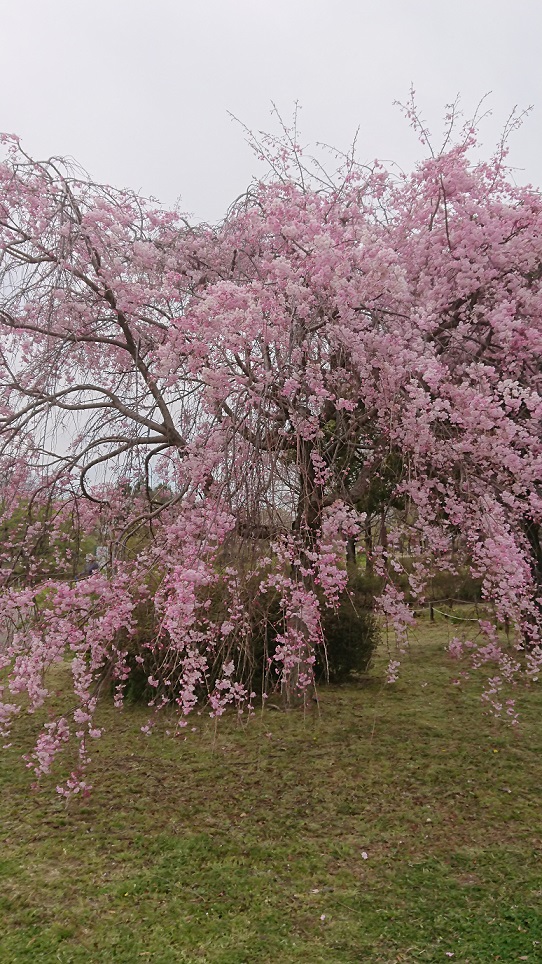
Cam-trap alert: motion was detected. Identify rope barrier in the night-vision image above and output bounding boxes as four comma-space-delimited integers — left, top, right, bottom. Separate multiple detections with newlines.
430, 607, 481, 622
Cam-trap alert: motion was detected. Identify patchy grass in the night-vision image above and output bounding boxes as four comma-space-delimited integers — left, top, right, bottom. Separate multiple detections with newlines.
1, 617, 541, 962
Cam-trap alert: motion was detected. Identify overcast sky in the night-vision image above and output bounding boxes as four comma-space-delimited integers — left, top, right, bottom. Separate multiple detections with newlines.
1, 0, 540, 223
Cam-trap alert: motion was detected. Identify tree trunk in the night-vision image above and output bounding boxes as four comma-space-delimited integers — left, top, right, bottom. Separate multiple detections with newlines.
365, 516, 374, 576
379, 509, 388, 552
282, 442, 321, 708
522, 517, 542, 614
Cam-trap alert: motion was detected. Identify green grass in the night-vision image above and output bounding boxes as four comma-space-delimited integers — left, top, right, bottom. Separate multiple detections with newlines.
1, 617, 541, 962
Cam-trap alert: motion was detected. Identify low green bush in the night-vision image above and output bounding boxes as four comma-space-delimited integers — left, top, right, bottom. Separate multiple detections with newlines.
243, 570, 380, 688
104, 569, 380, 702
318, 575, 380, 683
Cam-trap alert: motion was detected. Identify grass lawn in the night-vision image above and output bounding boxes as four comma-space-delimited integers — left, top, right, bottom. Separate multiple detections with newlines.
0, 615, 541, 963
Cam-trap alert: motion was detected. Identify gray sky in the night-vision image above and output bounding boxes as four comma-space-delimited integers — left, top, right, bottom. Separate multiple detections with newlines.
1, 0, 540, 223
